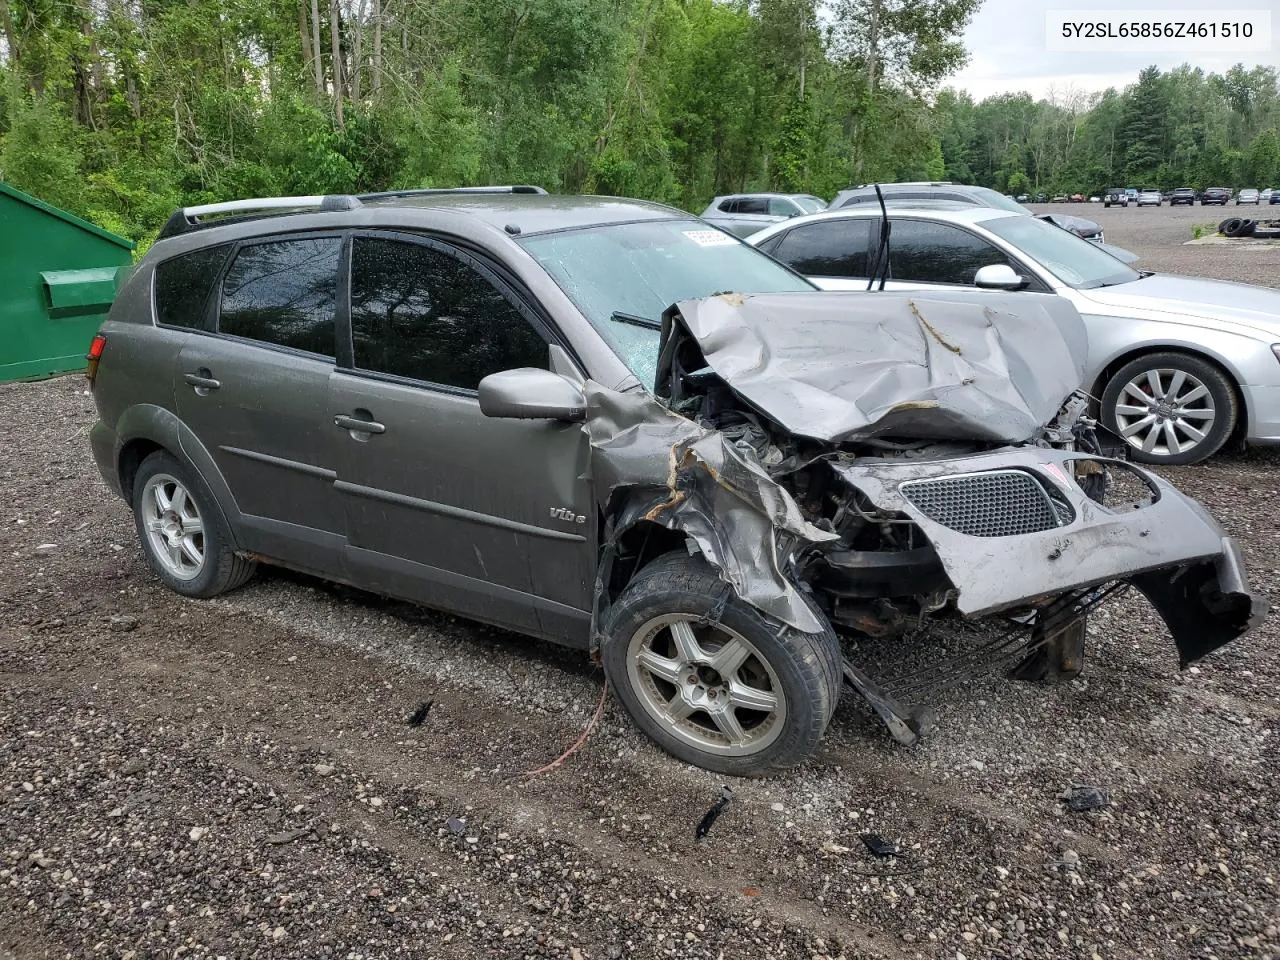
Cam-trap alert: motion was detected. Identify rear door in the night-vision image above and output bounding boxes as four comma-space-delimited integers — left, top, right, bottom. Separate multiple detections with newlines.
174, 234, 346, 571
329, 232, 595, 643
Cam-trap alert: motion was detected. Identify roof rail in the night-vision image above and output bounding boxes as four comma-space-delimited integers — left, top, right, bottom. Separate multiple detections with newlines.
357, 185, 548, 201
157, 194, 362, 240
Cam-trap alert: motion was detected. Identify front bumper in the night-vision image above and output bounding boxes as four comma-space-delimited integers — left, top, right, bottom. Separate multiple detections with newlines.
833, 448, 1265, 664
1242, 384, 1280, 445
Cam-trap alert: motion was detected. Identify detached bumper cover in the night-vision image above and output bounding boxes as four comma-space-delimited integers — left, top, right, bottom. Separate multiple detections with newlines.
833, 448, 1266, 664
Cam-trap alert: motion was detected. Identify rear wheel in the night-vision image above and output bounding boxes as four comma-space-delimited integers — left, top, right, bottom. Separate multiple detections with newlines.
601, 551, 841, 776
132, 451, 256, 597
1101, 353, 1237, 465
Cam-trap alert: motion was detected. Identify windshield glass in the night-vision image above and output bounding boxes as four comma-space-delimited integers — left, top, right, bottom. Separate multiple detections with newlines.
983, 215, 1142, 289
520, 220, 814, 387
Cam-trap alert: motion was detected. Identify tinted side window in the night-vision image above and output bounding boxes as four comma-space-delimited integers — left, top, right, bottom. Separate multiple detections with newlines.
719, 199, 738, 213
154, 245, 230, 329
737, 197, 768, 214
219, 238, 340, 356
771, 220, 872, 278
350, 238, 548, 390
888, 220, 1010, 285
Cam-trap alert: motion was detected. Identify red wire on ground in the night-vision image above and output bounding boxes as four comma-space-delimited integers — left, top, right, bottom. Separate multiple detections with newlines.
522, 677, 609, 779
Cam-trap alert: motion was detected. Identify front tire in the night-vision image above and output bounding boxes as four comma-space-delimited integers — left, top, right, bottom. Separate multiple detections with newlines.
600, 551, 841, 776
1100, 353, 1237, 465
132, 451, 256, 597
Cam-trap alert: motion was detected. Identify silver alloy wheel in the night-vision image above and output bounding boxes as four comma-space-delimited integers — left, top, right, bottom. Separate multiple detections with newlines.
626, 613, 786, 757
1113, 368, 1216, 458
141, 473, 205, 581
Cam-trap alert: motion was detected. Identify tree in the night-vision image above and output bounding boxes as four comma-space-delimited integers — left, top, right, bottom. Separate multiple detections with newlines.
1244, 128, 1280, 186
1122, 65, 1170, 184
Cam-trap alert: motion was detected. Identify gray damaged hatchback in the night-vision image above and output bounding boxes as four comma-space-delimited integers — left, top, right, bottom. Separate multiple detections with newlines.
88, 188, 1265, 776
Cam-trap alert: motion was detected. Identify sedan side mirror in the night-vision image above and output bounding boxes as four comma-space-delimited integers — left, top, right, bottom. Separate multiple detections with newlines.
478, 368, 587, 422
974, 264, 1028, 291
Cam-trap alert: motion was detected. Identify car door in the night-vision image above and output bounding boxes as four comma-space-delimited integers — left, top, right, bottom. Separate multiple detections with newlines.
173, 233, 346, 571
872, 219, 1022, 293
329, 231, 595, 643
757, 218, 874, 290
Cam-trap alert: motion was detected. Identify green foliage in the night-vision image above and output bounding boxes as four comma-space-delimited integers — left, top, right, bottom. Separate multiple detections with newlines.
1245, 128, 1280, 187
11, 0, 1270, 241
938, 64, 1280, 194
0, 94, 84, 215
0, 0, 984, 236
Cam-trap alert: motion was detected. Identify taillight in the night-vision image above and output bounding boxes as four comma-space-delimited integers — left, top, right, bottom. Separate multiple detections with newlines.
86, 334, 107, 387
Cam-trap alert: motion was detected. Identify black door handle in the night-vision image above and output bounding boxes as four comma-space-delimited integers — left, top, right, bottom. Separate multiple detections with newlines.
184, 372, 220, 391
334, 414, 386, 435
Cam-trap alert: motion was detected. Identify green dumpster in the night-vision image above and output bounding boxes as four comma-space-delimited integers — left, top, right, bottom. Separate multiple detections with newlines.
0, 181, 135, 383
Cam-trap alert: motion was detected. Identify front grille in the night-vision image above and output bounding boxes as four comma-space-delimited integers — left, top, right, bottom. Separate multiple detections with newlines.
899, 470, 1066, 538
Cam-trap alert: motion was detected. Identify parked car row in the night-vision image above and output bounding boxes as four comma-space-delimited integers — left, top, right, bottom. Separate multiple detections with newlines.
84, 184, 1270, 779
1078, 186, 1276, 207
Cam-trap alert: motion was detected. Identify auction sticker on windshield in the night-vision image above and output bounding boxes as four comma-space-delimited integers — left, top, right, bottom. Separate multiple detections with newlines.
1046, 9, 1270, 52
683, 230, 738, 247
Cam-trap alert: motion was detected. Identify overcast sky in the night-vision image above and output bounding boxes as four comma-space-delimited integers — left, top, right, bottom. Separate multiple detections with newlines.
949, 0, 1278, 101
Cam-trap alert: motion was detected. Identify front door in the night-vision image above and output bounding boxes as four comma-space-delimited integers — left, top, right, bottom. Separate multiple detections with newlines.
330, 232, 595, 644
174, 234, 346, 571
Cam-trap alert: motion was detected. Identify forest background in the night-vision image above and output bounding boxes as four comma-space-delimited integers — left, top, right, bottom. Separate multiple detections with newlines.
1, 0, 1277, 247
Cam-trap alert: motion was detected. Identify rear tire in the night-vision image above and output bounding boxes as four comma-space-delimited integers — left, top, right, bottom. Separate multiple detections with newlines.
601, 551, 841, 776
132, 451, 256, 598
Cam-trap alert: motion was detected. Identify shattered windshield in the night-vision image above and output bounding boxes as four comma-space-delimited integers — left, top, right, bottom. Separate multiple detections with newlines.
520, 220, 814, 387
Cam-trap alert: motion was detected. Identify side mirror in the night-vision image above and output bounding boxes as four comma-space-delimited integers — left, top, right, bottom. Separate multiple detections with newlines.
478, 368, 586, 422
974, 264, 1027, 290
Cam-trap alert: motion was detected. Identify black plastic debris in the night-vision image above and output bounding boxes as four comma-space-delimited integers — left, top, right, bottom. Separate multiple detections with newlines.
445, 817, 466, 836
860, 833, 899, 857
407, 700, 433, 727
1061, 785, 1110, 812
695, 786, 734, 841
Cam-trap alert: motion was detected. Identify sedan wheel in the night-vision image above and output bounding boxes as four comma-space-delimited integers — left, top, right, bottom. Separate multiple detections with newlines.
1101, 354, 1237, 465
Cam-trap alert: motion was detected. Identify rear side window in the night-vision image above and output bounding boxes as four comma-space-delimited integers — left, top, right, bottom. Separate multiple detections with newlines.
888, 220, 1010, 285
771, 220, 872, 277
154, 245, 230, 329
737, 197, 768, 214
349, 237, 548, 390
218, 238, 341, 356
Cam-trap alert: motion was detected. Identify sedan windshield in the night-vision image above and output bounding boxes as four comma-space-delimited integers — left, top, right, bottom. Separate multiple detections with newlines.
520, 220, 814, 386
982, 214, 1142, 289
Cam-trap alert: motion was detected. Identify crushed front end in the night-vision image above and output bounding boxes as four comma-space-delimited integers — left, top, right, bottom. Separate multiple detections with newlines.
592, 290, 1266, 745
812, 447, 1261, 665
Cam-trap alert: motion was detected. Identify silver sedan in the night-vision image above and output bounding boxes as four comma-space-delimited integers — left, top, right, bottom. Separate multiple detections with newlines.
747, 205, 1280, 465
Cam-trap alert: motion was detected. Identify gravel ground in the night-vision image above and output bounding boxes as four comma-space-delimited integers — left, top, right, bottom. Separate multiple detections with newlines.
3, 210, 1280, 959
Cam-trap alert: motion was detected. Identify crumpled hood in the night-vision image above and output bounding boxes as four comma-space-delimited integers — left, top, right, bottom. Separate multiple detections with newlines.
659, 290, 1088, 445
1077, 273, 1280, 338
